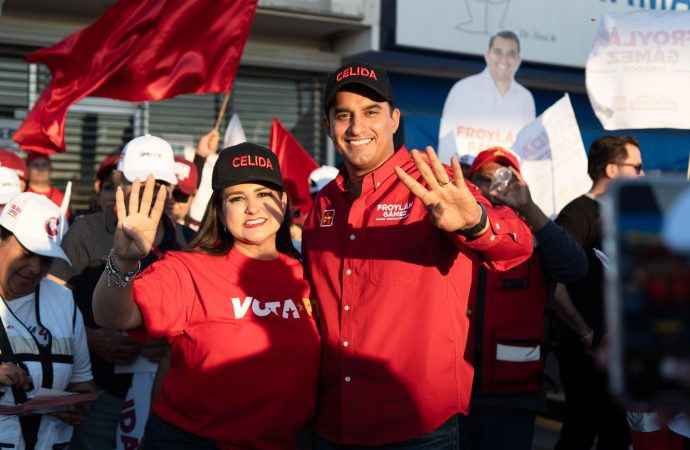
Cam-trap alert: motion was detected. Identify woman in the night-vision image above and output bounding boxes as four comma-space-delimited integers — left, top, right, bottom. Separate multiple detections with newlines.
93, 143, 320, 450
0, 192, 94, 449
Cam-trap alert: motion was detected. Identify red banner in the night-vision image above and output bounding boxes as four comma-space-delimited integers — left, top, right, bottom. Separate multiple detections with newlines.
269, 118, 319, 218
14, 0, 257, 154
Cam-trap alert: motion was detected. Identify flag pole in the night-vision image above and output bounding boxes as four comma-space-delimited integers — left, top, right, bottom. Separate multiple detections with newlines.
214, 93, 231, 132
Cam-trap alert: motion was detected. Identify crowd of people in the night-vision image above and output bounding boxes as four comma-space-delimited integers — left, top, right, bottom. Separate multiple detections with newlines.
0, 30, 687, 450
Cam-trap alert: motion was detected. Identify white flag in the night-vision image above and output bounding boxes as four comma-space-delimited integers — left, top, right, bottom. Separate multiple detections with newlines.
223, 113, 247, 149
189, 113, 247, 223
512, 94, 591, 218
586, 11, 690, 130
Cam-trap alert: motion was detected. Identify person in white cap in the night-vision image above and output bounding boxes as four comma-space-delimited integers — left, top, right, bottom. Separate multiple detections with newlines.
0, 192, 95, 449
48, 135, 195, 450
0, 166, 21, 212
309, 165, 339, 197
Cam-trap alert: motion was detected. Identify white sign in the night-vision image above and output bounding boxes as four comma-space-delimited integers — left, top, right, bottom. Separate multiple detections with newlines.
437, 68, 535, 163
586, 11, 690, 130
395, 0, 689, 68
512, 94, 591, 218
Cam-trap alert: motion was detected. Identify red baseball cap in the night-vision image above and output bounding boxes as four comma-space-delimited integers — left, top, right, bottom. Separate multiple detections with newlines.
468, 147, 521, 177
26, 151, 50, 165
173, 156, 199, 196
96, 154, 120, 181
0, 149, 28, 181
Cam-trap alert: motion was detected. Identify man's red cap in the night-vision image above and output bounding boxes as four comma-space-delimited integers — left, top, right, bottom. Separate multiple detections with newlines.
0, 149, 28, 181
173, 156, 199, 196
96, 154, 120, 181
467, 147, 521, 177
26, 151, 50, 166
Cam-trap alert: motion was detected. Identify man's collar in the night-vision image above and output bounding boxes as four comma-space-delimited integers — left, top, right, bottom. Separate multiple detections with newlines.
336, 146, 409, 194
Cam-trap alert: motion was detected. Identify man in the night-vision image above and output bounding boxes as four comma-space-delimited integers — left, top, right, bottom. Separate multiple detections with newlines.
461, 147, 587, 450
49, 135, 195, 450
25, 152, 66, 211
438, 31, 536, 164
0, 192, 95, 448
554, 136, 644, 450
92, 154, 120, 213
0, 148, 28, 191
302, 61, 533, 448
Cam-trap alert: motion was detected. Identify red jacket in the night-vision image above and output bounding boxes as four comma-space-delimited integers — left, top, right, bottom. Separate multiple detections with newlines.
465, 251, 548, 394
303, 147, 533, 445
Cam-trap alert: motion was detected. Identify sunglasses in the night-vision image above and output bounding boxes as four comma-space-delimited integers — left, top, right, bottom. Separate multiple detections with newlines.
616, 163, 643, 174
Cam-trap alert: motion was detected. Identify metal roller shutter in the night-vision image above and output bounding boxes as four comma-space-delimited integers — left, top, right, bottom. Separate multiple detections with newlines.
0, 56, 328, 214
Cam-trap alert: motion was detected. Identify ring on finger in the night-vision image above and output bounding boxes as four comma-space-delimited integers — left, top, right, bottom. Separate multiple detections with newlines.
439, 179, 451, 187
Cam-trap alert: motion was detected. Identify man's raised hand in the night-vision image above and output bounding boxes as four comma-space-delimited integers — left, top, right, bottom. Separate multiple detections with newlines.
395, 146, 485, 233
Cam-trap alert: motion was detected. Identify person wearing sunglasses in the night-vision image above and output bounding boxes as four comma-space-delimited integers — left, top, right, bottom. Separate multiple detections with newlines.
553, 135, 644, 450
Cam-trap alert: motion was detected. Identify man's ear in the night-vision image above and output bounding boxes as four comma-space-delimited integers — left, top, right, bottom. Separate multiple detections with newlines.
94, 180, 101, 194
484, 52, 490, 66
391, 108, 401, 134
605, 163, 618, 179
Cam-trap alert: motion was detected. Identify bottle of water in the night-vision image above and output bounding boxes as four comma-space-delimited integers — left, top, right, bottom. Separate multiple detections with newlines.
489, 166, 512, 194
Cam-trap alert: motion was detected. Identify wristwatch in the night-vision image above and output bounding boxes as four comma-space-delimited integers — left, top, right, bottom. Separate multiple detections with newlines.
458, 203, 488, 237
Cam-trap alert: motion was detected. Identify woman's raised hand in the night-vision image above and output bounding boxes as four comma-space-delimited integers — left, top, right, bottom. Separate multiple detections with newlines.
113, 175, 167, 268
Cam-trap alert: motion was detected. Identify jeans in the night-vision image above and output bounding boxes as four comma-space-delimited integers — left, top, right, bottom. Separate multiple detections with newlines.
312, 414, 459, 449
143, 413, 218, 450
457, 407, 535, 450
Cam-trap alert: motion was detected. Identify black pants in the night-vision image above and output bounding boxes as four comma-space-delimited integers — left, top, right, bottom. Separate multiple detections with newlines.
555, 332, 631, 450
144, 414, 218, 450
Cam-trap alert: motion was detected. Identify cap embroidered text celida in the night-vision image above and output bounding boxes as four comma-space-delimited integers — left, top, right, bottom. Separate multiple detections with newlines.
323, 61, 394, 114
212, 143, 283, 191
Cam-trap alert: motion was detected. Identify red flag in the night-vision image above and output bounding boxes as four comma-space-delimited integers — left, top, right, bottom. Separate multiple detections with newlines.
269, 118, 319, 218
13, 0, 257, 154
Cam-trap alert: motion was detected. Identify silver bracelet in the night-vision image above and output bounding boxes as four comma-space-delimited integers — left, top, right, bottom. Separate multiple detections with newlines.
105, 249, 141, 288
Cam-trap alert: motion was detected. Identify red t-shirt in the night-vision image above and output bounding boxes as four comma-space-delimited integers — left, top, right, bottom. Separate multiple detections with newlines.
128, 248, 320, 449
26, 186, 69, 217
302, 147, 533, 445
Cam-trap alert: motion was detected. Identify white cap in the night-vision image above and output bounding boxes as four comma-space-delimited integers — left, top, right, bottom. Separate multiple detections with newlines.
309, 165, 339, 194
117, 135, 177, 185
0, 167, 21, 204
0, 192, 70, 264
458, 154, 476, 166
662, 186, 690, 252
